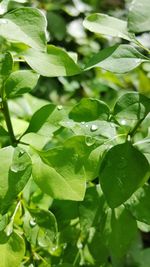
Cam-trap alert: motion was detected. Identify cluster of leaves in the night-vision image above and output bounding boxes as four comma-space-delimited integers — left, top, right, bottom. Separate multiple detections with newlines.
0, 0, 150, 266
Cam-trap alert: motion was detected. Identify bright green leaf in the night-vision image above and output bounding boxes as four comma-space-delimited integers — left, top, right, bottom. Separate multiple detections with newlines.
0, 232, 25, 267
0, 7, 47, 50
32, 137, 87, 201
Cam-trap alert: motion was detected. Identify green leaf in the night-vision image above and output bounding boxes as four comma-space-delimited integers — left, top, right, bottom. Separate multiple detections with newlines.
109, 206, 137, 259
26, 103, 67, 138
23, 45, 81, 77
5, 70, 39, 98
0, 52, 13, 87
0, 146, 32, 213
136, 248, 150, 267
83, 13, 132, 41
128, 0, 150, 33
0, 232, 25, 267
61, 120, 117, 140
69, 98, 110, 122
99, 142, 150, 208
84, 44, 148, 73
0, 7, 47, 50
29, 208, 58, 245
32, 137, 87, 201
79, 185, 106, 231
113, 92, 150, 129
125, 185, 150, 225
47, 11, 66, 41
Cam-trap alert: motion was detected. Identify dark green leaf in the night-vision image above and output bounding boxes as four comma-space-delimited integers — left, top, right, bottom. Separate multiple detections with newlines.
47, 11, 66, 41
99, 142, 149, 208
126, 184, 150, 225
69, 98, 110, 122
109, 206, 137, 259
113, 92, 150, 129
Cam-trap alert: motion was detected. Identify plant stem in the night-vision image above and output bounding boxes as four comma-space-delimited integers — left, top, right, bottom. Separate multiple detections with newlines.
2, 99, 17, 146
129, 117, 145, 138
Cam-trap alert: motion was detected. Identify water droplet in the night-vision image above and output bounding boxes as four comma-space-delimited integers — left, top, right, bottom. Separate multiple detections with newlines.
10, 162, 26, 173
57, 105, 63, 110
85, 124, 89, 128
85, 136, 95, 146
6, 225, 13, 236
10, 165, 18, 173
120, 119, 127, 126
90, 124, 98, 132
63, 243, 67, 249
30, 218, 36, 227
81, 121, 85, 125
77, 242, 83, 249
51, 246, 58, 252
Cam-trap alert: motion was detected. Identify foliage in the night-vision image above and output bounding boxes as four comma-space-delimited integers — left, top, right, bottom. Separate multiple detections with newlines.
0, 0, 149, 266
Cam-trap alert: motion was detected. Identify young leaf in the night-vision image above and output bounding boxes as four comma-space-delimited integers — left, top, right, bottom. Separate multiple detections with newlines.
0, 146, 32, 213
99, 142, 150, 208
69, 98, 110, 122
128, 0, 150, 33
5, 70, 39, 98
113, 92, 150, 128
84, 44, 148, 73
0, 232, 25, 267
23, 45, 81, 77
83, 13, 132, 41
125, 185, 150, 225
0, 7, 47, 50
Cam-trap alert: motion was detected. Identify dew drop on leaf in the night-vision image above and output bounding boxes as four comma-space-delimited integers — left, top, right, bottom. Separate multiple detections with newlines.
57, 105, 63, 110
90, 124, 98, 132
29, 218, 36, 227
5, 225, 13, 236
120, 119, 127, 125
